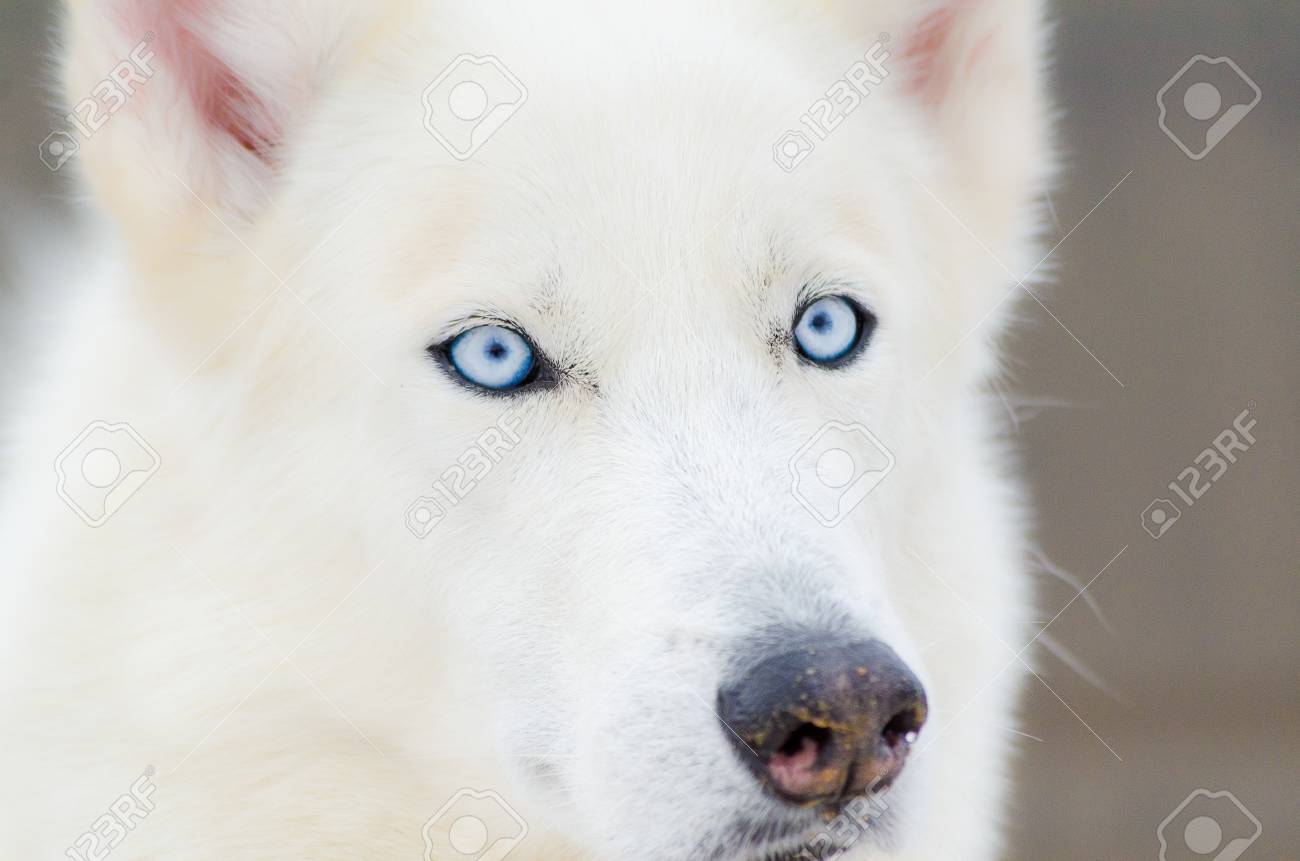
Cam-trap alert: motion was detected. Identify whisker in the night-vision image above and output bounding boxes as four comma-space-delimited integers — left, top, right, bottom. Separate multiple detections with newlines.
1035, 632, 1129, 704
1032, 548, 1116, 636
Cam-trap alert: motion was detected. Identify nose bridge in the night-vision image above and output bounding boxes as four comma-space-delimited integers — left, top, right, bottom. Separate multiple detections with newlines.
609, 344, 792, 506
597, 364, 880, 636
586, 299, 892, 636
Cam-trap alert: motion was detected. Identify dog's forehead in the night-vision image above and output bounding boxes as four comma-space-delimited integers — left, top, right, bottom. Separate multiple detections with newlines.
440, 100, 896, 296
343, 2, 913, 332
381, 2, 903, 240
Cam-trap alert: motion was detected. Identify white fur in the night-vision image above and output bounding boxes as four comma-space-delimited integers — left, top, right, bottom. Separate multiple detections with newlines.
1, 1, 1053, 857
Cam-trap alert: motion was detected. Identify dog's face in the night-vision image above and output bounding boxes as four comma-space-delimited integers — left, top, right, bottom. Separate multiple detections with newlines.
68, 1, 1048, 857
388, 114, 934, 857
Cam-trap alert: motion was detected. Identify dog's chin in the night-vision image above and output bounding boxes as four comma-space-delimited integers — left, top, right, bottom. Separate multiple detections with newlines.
697, 802, 897, 861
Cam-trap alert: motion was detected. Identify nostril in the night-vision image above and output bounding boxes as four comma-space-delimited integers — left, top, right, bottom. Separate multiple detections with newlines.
767, 723, 832, 801
881, 705, 924, 751
864, 702, 926, 794
777, 722, 830, 758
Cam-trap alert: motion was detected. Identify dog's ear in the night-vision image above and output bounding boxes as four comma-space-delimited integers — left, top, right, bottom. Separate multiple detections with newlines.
61, 0, 363, 253
892, 0, 1053, 265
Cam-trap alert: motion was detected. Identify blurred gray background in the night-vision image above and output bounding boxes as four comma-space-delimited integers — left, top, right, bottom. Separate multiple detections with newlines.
2, 1, 1296, 857
1005, 3, 1298, 858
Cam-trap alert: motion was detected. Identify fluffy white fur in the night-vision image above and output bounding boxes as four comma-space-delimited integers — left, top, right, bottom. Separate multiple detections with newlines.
1, 0, 1053, 857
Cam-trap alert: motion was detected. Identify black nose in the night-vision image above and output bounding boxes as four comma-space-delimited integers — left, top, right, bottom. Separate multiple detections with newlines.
717, 638, 927, 807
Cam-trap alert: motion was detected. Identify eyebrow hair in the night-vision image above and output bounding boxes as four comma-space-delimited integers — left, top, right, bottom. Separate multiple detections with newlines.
528, 264, 565, 318
442, 310, 519, 333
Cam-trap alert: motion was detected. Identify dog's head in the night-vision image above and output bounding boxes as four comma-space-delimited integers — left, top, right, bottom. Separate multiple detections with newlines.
67, 0, 1049, 857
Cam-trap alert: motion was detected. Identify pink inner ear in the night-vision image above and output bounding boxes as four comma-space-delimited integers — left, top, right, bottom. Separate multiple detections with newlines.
116, 0, 279, 159
903, 6, 956, 95
902, 1, 995, 102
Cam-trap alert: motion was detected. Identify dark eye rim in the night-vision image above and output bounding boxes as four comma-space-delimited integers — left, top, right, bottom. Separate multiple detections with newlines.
427, 324, 558, 397
792, 294, 877, 369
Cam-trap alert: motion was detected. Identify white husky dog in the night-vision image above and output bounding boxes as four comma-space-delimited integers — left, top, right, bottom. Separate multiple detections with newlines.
2, 0, 1053, 858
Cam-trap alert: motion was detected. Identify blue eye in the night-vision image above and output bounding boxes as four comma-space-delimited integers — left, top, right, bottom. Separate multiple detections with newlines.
445, 325, 537, 391
793, 295, 872, 366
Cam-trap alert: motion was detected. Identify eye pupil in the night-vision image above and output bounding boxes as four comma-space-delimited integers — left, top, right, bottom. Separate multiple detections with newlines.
793, 295, 870, 366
